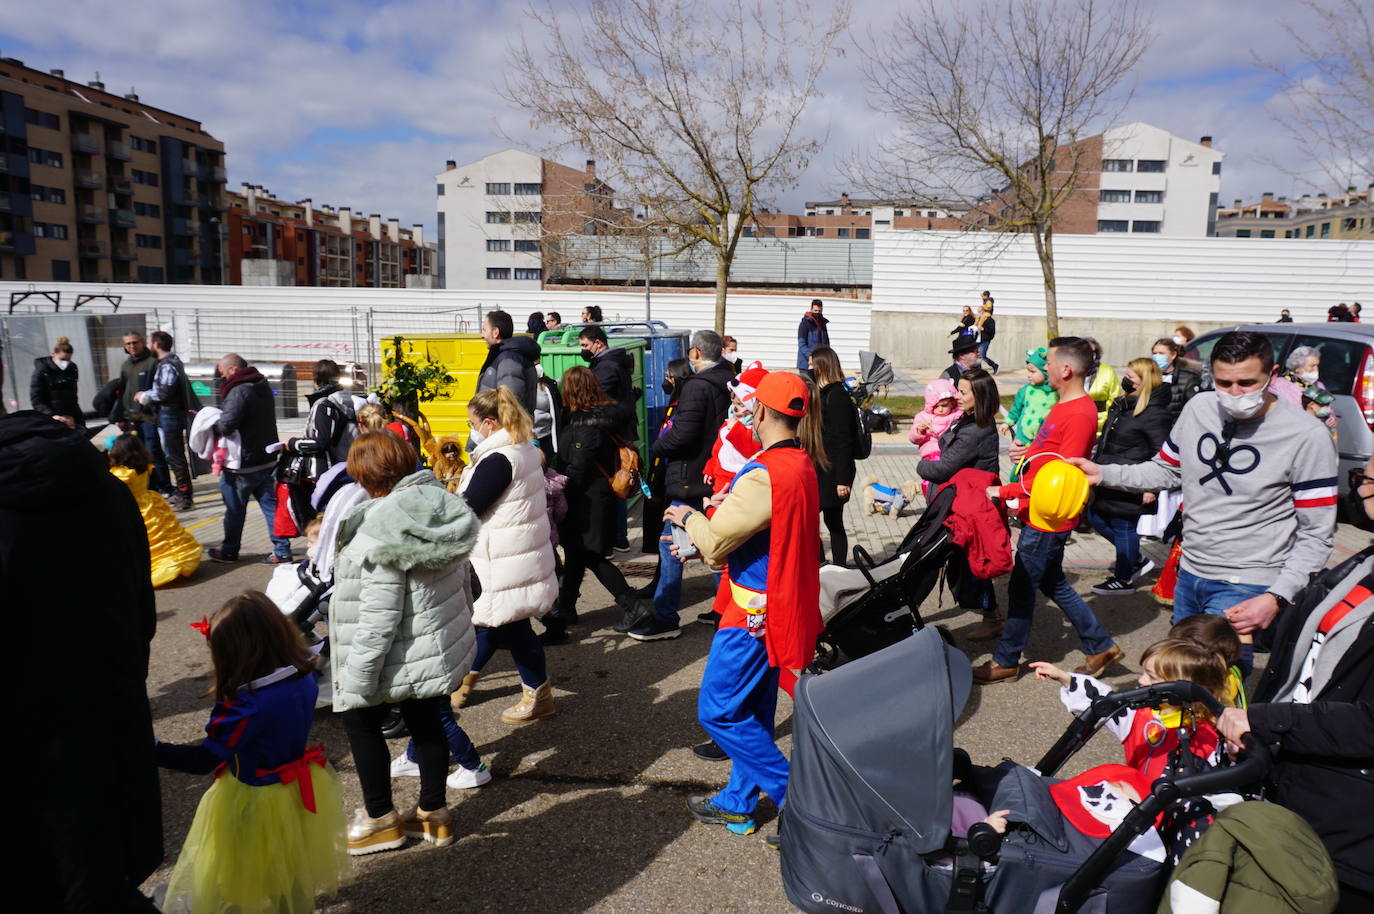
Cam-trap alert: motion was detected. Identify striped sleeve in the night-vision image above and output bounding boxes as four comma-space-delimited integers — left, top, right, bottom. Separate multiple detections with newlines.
1291, 475, 1339, 509
1268, 427, 1339, 601
1158, 435, 1181, 467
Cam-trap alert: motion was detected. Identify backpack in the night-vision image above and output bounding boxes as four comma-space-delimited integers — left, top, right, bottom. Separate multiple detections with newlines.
851, 397, 874, 461
597, 435, 643, 499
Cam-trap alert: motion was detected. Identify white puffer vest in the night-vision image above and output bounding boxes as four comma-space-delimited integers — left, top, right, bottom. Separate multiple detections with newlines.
460, 427, 558, 627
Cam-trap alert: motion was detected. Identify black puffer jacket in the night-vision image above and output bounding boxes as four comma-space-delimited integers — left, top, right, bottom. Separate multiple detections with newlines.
651, 359, 733, 503
818, 381, 860, 509
29, 356, 84, 427
591, 347, 636, 437
557, 403, 630, 555
1166, 363, 1202, 417
916, 414, 1000, 484
1249, 545, 1374, 894
1090, 384, 1173, 519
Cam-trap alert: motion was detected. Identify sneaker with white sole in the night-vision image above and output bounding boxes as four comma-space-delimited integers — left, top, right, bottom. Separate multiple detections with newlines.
1130, 557, 1156, 582
446, 762, 492, 790
1091, 577, 1136, 596
389, 753, 420, 779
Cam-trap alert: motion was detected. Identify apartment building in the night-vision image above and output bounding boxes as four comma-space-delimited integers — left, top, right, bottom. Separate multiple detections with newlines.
0, 58, 227, 284
435, 148, 619, 289
1214, 184, 1373, 240
227, 185, 438, 287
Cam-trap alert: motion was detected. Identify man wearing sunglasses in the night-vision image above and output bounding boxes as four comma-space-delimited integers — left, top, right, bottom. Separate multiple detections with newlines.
1071, 331, 1338, 649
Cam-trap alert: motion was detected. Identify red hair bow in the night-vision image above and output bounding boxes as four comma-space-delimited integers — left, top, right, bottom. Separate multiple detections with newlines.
189, 616, 211, 641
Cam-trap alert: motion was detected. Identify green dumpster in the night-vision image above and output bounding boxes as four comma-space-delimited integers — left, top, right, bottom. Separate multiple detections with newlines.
537, 329, 648, 472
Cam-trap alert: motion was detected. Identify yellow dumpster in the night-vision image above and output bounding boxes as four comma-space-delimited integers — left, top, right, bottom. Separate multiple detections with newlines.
379, 334, 488, 443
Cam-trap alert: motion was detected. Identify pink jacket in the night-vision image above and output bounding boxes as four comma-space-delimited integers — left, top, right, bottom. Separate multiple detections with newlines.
908, 379, 963, 459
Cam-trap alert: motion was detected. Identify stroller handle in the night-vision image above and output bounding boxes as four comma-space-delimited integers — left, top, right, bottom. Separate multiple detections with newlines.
1055, 731, 1271, 914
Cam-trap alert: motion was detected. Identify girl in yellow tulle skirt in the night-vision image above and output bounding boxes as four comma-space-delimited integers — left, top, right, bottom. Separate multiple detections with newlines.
108, 434, 201, 586
156, 591, 351, 914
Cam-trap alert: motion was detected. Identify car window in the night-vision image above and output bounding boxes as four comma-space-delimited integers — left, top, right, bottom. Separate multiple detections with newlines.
1290, 334, 1369, 395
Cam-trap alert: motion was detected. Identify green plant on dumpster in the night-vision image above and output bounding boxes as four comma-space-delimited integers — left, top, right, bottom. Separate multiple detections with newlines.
376, 336, 453, 411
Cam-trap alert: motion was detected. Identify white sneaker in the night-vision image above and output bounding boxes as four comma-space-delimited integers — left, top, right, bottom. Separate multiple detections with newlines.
389, 753, 421, 779
446, 762, 492, 790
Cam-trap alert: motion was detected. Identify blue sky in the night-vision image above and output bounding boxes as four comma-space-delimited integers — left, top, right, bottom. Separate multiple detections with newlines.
0, 0, 1350, 236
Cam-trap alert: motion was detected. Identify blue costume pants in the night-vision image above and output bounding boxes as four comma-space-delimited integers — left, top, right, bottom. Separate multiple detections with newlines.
697, 627, 787, 815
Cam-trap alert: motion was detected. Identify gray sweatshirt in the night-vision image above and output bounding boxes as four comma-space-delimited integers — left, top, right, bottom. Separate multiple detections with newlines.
1098, 392, 1337, 601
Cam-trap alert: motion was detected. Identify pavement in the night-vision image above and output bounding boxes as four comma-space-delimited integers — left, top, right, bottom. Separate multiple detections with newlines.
140, 432, 1372, 913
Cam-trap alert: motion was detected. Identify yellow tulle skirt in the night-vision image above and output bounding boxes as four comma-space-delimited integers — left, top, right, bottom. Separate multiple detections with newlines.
163, 763, 352, 914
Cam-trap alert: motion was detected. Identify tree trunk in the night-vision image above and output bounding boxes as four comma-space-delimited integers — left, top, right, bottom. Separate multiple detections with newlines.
1033, 225, 1060, 339
713, 256, 729, 334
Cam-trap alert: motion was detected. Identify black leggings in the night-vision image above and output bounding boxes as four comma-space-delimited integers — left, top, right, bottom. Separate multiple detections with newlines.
342, 696, 449, 817
560, 542, 630, 607
823, 506, 848, 565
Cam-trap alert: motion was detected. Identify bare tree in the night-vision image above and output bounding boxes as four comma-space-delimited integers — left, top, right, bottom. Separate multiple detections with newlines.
1262, 0, 1373, 191
503, 0, 848, 332
853, 0, 1152, 338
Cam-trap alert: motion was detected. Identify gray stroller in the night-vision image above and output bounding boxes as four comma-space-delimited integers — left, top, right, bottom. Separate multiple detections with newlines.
779, 628, 1271, 914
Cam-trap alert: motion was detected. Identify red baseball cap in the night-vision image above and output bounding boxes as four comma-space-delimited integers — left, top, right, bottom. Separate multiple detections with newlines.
754, 371, 809, 417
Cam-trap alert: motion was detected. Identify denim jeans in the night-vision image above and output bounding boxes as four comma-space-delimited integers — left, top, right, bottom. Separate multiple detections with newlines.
156, 409, 190, 492
471, 619, 548, 688
978, 340, 1000, 372
405, 704, 480, 770
994, 525, 1116, 668
1172, 568, 1269, 626
136, 420, 170, 492
219, 466, 292, 559
1086, 507, 1139, 582
652, 500, 693, 625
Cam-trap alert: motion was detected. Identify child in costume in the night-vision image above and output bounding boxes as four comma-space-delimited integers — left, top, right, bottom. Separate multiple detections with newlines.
859, 476, 921, 516
156, 591, 351, 914
1001, 348, 1058, 481
703, 361, 768, 500
108, 433, 201, 587
908, 378, 963, 460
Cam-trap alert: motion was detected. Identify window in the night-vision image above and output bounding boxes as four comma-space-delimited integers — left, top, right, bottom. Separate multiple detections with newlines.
514, 239, 539, 252
1099, 189, 1132, 203
513, 211, 542, 224
1132, 221, 1161, 233
1097, 220, 1128, 232
484, 183, 510, 195
825, 209, 835, 215
873, 219, 890, 226
813, 227, 825, 237
485, 211, 510, 224
436, 184, 445, 196
33, 222, 69, 239
1235, 230, 1252, 238
1134, 190, 1164, 204
1285, 230, 1294, 238
129, 136, 156, 153
485, 239, 511, 252
24, 108, 60, 130
514, 183, 542, 195
893, 209, 905, 217
1102, 159, 1133, 172
30, 185, 65, 204
1290, 334, 1366, 393
137, 266, 165, 283
132, 169, 159, 186
136, 234, 162, 248
1305, 224, 1315, 238
486, 267, 511, 280
1260, 229, 1275, 239
742, 226, 755, 237
856, 228, 871, 239
51, 260, 71, 280
27, 147, 63, 167
133, 202, 161, 218
836, 228, 850, 238
1136, 159, 1166, 173
1320, 222, 1331, 238
514, 268, 542, 281
1211, 161, 1222, 175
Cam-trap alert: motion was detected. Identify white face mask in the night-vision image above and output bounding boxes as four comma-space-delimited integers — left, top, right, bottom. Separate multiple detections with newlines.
468, 423, 487, 447
1298, 370, 1319, 383
1217, 387, 1266, 419
1173, 335, 1186, 346
53, 358, 70, 370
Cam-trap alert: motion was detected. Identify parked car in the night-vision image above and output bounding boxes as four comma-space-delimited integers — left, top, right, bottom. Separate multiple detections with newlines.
1185, 322, 1374, 512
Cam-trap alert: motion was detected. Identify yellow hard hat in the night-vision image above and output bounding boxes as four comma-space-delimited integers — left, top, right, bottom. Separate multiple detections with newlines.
1028, 459, 1090, 532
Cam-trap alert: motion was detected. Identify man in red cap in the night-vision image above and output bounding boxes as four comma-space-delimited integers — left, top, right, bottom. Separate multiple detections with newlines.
665, 370, 823, 836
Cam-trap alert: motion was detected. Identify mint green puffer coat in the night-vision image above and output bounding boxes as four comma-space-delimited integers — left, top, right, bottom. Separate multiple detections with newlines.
329, 470, 481, 712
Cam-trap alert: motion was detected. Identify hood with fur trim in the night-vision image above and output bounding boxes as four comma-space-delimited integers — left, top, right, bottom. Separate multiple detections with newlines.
338, 470, 480, 570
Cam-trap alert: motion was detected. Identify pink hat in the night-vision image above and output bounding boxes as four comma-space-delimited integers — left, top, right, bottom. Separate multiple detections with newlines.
728, 361, 769, 405
923, 378, 959, 406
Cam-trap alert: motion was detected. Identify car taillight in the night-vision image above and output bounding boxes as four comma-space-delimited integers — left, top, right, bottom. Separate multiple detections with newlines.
1358, 349, 1374, 429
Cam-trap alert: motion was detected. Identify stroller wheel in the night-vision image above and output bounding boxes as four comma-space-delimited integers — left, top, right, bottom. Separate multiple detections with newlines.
809, 640, 842, 673
380, 706, 410, 740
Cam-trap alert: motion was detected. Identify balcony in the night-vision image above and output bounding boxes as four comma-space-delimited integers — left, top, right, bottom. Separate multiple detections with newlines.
108, 175, 133, 193
208, 165, 227, 183
0, 192, 11, 212
78, 240, 108, 258
110, 207, 136, 227
75, 168, 104, 188
208, 195, 227, 211
111, 243, 136, 261
106, 140, 130, 161
71, 133, 102, 155
77, 204, 105, 224
171, 216, 200, 236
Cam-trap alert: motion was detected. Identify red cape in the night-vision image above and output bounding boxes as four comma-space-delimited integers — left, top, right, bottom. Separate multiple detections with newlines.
756, 444, 823, 672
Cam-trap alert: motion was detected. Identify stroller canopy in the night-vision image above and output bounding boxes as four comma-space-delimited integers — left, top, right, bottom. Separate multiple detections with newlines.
792, 627, 972, 854
858, 351, 896, 389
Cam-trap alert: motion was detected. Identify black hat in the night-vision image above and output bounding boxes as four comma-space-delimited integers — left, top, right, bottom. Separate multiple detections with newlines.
949, 337, 979, 356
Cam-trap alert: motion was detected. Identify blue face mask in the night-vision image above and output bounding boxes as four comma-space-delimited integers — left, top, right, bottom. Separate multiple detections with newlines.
1152, 353, 1171, 373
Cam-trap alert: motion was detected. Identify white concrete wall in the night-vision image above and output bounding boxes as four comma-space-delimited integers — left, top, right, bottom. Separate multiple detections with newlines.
436, 149, 544, 291
1100, 123, 1222, 237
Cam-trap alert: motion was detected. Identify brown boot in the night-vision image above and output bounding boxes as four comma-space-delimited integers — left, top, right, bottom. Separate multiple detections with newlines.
452, 672, 480, 710
967, 615, 1004, 641
501, 681, 555, 724
972, 661, 1021, 684
401, 805, 455, 848
1075, 644, 1124, 677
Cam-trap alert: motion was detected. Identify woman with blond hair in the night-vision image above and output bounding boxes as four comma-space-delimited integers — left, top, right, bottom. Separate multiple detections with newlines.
451, 387, 560, 723
1085, 357, 1172, 596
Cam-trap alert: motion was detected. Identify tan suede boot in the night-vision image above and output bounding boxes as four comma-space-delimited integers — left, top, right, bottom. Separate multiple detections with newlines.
501, 681, 555, 724
452, 672, 480, 710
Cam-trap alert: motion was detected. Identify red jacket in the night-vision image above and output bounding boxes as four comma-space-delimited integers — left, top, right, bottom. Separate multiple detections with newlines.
939, 468, 1012, 580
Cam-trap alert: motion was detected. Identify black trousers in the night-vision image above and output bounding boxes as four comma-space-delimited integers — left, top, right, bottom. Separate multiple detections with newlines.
560, 542, 630, 609
342, 696, 449, 817
822, 505, 848, 566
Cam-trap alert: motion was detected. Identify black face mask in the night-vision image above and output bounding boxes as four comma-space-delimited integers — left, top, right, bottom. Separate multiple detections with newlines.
579, 349, 596, 363
1345, 485, 1374, 532
661, 379, 676, 396
1121, 377, 1137, 395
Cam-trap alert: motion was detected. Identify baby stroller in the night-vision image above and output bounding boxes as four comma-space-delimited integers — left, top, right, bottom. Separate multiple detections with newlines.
853, 351, 898, 434
780, 628, 1272, 914
814, 486, 958, 671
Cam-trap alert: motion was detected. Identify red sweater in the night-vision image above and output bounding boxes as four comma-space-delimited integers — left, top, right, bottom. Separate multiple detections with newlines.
999, 394, 1097, 530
